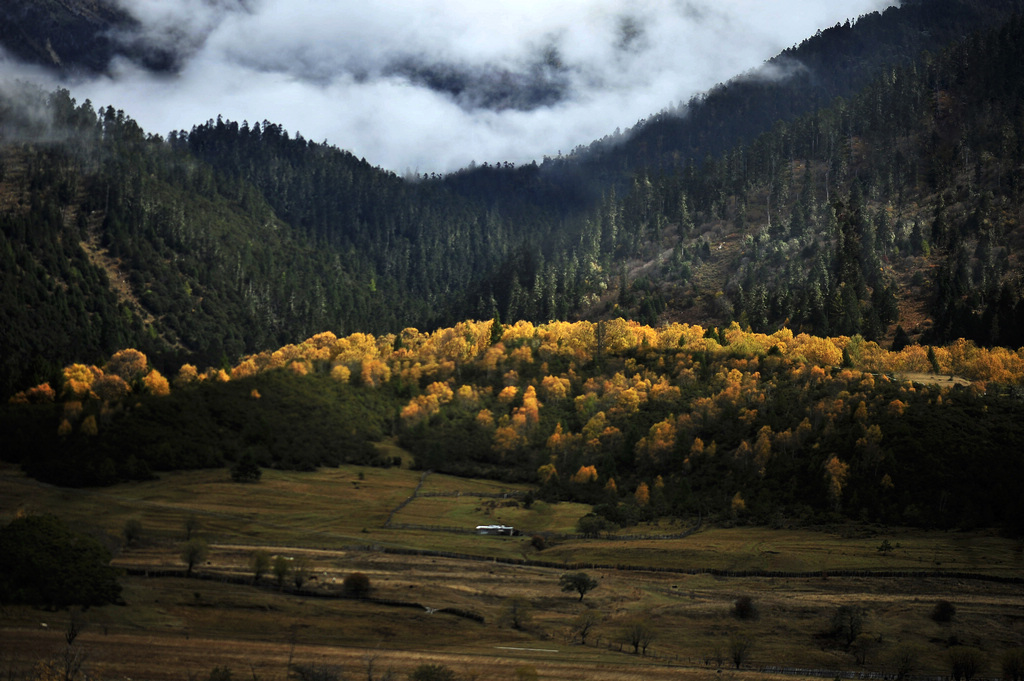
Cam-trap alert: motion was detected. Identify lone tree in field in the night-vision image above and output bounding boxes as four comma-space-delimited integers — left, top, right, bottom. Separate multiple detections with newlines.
180, 538, 208, 578
622, 621, 656, 656
560, 572, 599, 601
571, 610, 602, 645
729, 634, 754, 669
292, 555, 311, 589
831, 605, 864, 647
273, 555, 291, 588
890, 644, 920, 680
122, 518, 143, 547
502, 596, 533, 631
250, 550, 270, 584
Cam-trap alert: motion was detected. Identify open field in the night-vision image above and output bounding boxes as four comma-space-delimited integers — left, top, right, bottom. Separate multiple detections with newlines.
892, 372, 972, 388
1, 462, 1022, 681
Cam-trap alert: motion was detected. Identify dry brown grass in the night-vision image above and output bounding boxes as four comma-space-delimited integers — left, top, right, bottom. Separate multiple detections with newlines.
2, 462, 1022, 681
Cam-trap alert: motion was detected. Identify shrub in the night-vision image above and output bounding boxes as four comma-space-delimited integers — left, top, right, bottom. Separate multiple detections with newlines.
409, 664, 456, 681
230, 453, 261, 482
122, 518, 143, 546
731, 595, 759, 620
931, 599, 957, 623
208, 667, 232, 681
292, 664, 343, 681
343, 571, 371, 598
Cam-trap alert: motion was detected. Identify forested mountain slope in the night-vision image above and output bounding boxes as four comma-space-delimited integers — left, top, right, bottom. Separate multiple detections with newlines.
589, 14, 1024, 349
558, 0, 1024, 180
3, 1, 1024, 402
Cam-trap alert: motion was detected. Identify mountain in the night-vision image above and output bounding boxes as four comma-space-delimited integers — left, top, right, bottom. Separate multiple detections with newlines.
0, 0, 180, 73
2, 0, 1024, 401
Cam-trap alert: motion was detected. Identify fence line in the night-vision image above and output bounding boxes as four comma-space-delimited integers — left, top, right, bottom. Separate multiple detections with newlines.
383, 470, 432, 527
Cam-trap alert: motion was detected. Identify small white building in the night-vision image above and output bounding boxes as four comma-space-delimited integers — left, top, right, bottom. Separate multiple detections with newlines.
475, 524, 515, 536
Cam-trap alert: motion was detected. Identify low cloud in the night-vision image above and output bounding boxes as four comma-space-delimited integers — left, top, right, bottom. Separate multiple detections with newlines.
4, 0, 896, 173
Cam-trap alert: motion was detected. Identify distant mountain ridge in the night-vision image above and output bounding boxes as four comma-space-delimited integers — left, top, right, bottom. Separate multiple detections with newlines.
0, 0, 182, 73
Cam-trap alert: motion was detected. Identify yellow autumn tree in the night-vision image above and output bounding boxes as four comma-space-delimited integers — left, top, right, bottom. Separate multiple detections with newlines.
635, 417, 676, 467
476, 409, 495, 429
142, 369, 171, 396
518, 385, 542, 426
571, 465, 599, 484
231, 358, 259, 380
634, 481, 650, 507
105, 348, 149, 384
9, 383, 56, 404
540, 374, 571, 400
63, 364, 101, 399
537, 459, 558, 484
824, 455, 850, 509
330, 364, 351, 383
175, 363, 199, 387
753, 425, 772, 476
92, 374, 131, 402
360, 359, 391, 388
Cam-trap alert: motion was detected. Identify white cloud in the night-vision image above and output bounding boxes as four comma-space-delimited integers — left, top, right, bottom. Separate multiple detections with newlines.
7, 0, 897, 173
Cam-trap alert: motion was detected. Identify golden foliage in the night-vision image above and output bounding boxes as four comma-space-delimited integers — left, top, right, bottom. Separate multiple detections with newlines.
887, 399, 906, 417
106, 348, 149, 383
571, 465, 599, 484
634, 481, 650, 507
175, 363, 198, 386
537, 460, 558, 484
540, 374, 571, 400
92, 374, 131, 402
825, 455, 850, 505
476, 409, 495, 429
360, 359, 391, 388
9, 382, 56, 404
231, 358, 259, 380
330, 364, 352, 383
142, 370, 170, 396
62, 363, 101, 399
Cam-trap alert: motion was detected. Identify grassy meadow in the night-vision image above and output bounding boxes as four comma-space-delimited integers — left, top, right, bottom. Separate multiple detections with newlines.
1, 460, 1022, 681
